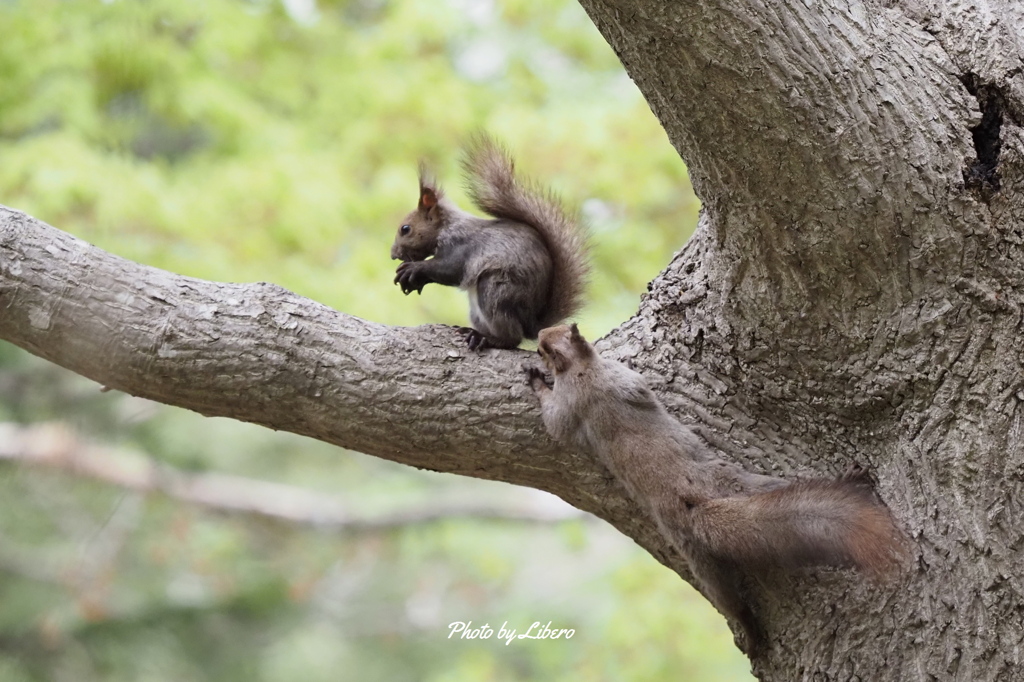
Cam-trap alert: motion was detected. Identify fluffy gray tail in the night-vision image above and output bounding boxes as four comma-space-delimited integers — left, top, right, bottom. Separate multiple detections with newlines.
691, 475, 908, 578
461, 134, 590, 326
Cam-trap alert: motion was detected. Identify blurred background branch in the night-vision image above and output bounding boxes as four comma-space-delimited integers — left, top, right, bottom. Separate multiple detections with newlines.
0, 421, 587, 529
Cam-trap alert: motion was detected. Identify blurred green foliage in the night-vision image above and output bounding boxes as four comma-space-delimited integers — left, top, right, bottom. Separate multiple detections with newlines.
0, 0, 754, 680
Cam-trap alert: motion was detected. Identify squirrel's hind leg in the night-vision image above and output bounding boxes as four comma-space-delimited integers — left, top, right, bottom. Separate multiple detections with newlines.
468, 278, 529, 349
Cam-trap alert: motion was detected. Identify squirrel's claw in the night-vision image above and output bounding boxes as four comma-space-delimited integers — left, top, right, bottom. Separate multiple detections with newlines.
840, 463, 875, 490
394, 262, 427, 295
465, 329, 488, 351
454, 326, 488, 351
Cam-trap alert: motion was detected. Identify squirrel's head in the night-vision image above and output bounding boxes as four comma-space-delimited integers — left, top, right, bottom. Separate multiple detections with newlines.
537, 324, 594, 375
391, 169, 446, 262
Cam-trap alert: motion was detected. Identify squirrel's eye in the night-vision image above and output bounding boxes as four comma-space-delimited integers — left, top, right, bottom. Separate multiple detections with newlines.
400, 224, 411, 236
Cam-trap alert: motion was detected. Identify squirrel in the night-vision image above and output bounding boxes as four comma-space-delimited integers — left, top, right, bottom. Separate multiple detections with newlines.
526, 324, 908, 654
391, 134, 590, 350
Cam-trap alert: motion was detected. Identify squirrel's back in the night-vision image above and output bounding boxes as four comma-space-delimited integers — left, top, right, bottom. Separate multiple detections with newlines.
461, 134, 590, 326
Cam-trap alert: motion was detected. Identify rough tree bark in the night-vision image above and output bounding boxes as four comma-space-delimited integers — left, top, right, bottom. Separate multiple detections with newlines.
1, 0, 1022, 680
575, 0, 1024, 679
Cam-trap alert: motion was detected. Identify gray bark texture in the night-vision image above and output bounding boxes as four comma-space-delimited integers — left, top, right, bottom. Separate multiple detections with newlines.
1, 0, 1022, 678
576, 0, 1024, 679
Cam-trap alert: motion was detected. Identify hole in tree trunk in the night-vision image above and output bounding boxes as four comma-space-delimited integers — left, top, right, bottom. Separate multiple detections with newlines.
958, 72, 1003, 197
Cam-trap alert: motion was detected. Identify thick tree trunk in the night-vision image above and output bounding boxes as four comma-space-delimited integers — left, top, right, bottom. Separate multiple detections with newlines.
2, 0, 1023, 679
579, 0, 1024, 679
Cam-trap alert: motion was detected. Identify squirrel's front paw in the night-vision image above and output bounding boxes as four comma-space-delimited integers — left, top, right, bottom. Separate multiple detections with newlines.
524, 365, 550, 392
394, 262, 428, 295
840, 463, 874, 488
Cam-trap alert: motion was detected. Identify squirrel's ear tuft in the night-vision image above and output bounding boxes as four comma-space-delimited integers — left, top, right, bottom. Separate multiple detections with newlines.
417, 162, 443, 210
420, 188, 438, 209
568, 324, 592, 354
562, 324, 593, 362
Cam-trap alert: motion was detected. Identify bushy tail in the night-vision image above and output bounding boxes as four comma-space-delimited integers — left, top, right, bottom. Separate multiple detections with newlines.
692, 473, 908, 578
461, 134, 591, 325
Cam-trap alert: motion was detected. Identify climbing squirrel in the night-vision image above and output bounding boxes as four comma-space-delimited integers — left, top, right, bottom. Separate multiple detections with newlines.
527, 324, 907, 653
391, 134, 590, 350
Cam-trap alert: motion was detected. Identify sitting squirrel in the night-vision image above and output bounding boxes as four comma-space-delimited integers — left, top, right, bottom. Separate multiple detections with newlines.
527, 324, 907, 653
391, 135, 590, 350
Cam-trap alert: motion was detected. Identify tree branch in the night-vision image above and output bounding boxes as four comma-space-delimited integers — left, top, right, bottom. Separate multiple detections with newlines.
0, 206, 682, 572
0, 207, 555, 481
